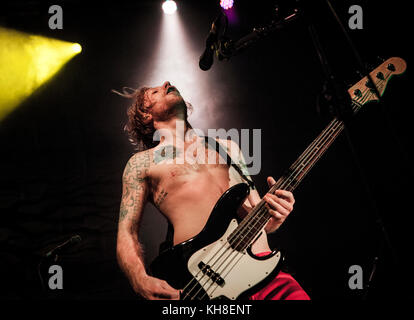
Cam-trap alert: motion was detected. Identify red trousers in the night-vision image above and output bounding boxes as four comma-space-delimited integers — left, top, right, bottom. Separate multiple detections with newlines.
249, 253, 310, 300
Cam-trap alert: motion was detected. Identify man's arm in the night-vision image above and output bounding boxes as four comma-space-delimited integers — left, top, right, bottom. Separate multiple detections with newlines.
116, 151, 179, 300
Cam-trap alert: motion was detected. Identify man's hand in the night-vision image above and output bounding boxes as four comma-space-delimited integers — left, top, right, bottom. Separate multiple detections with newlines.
263, 176, 295, 233
134, 274, 180, 300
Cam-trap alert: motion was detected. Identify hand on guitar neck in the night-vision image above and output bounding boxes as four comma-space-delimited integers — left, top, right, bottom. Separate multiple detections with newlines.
262, 176, 295, 234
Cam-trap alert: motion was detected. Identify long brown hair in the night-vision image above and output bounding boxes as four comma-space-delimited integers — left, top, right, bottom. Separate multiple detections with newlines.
113, 86, 192, 152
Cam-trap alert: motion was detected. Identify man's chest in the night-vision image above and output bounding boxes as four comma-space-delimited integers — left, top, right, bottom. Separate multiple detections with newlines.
146, 141, 244, 203
149, 161, 230, 190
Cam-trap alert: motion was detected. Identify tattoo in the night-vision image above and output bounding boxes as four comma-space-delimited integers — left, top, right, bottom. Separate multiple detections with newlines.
119, 207, 128, 220
119, 150, 151, 222
153, 145, 180, 164
154, 189, 168, 208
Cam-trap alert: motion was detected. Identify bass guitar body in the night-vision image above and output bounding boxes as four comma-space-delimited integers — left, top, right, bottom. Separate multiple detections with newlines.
150, 183, 283, 300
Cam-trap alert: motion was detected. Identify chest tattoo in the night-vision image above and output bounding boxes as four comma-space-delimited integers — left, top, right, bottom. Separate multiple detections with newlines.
154, 189, 168, 208
154, 145, 181, 164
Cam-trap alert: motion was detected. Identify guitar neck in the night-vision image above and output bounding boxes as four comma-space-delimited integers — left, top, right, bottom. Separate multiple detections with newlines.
268, 62, 401, 194
227, 58, 405, 251
271, 103, 359, 193
227, 101, 361, 251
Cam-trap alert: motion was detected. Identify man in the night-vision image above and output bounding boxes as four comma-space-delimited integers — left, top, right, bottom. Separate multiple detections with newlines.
116, 81, 310, 300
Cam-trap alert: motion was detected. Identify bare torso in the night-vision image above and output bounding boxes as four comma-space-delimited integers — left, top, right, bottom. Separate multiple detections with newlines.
143, 136, 268, 251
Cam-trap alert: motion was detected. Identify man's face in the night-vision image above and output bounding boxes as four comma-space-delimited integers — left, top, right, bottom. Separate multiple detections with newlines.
143, 81, 185, 121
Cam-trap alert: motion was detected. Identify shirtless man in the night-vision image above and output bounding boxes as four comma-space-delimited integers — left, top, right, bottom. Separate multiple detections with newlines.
116, 81, 309, 300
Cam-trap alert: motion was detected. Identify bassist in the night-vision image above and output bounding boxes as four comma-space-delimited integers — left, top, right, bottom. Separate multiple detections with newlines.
115, 81, 310, 300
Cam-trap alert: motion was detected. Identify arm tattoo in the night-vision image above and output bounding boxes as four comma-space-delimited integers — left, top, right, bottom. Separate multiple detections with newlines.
119, 207, 129, 220
119, 150, 151, 222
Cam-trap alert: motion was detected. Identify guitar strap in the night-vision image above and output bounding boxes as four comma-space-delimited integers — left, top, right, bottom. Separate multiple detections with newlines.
159, 136, 256, 254
204, 136, 256, 190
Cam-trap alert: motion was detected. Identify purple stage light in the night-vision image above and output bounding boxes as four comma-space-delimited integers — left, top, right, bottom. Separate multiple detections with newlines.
220, 0, 234, 10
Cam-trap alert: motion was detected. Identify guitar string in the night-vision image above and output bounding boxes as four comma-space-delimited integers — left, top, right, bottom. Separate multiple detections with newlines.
183, 76, 388, 299
229, 115, 343, 239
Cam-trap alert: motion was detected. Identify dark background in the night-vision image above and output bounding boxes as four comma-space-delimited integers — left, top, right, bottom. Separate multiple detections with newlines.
0, 0, 411, 300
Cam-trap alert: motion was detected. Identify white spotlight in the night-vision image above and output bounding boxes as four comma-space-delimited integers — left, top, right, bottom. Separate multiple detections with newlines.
162, 0, 177, 15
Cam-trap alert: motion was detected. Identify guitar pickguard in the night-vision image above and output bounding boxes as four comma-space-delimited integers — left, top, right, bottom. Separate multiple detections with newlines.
187, 219, 281, 300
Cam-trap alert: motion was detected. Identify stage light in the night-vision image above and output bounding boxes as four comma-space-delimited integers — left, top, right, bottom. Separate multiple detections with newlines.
220, 0, 234, 10
162, 0, 177, 15
72, 43, 82, 54
0, 27, 81, 121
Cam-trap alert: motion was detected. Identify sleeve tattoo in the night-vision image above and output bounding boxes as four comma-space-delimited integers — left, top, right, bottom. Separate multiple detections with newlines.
119, 150, 151, 223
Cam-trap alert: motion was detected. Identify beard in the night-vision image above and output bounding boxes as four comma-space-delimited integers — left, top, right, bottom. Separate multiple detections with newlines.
156, 95, 188, 121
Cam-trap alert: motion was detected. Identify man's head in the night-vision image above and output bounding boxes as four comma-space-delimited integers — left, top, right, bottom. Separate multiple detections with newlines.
142, 81, 186, 122
117, 81, 191, 151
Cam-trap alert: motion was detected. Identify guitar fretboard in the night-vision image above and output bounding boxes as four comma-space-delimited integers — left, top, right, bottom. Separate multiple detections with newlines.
227, 71, 392, 251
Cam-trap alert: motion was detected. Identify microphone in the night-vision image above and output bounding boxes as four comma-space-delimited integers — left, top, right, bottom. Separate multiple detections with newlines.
199, 12, 225, 71
44, 235, 82, 258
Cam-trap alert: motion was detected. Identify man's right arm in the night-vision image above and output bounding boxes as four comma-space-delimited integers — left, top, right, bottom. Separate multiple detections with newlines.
116, 151, 179, 300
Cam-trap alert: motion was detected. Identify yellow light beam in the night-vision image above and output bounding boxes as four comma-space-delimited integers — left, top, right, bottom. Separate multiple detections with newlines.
0, 27, 82, 121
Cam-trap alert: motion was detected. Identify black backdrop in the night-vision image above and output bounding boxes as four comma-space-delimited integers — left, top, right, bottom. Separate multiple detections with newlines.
0, 0, 412, 300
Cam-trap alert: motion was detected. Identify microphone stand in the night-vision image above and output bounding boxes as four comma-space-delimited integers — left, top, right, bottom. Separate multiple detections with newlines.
304, 1, 397, 300
216, 8, 302, 62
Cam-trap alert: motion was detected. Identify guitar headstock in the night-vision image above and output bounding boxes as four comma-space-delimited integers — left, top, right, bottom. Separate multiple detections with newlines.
348, 57, 407, 106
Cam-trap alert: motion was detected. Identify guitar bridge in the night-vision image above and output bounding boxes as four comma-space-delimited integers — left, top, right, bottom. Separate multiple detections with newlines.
198, 261, 225, 287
